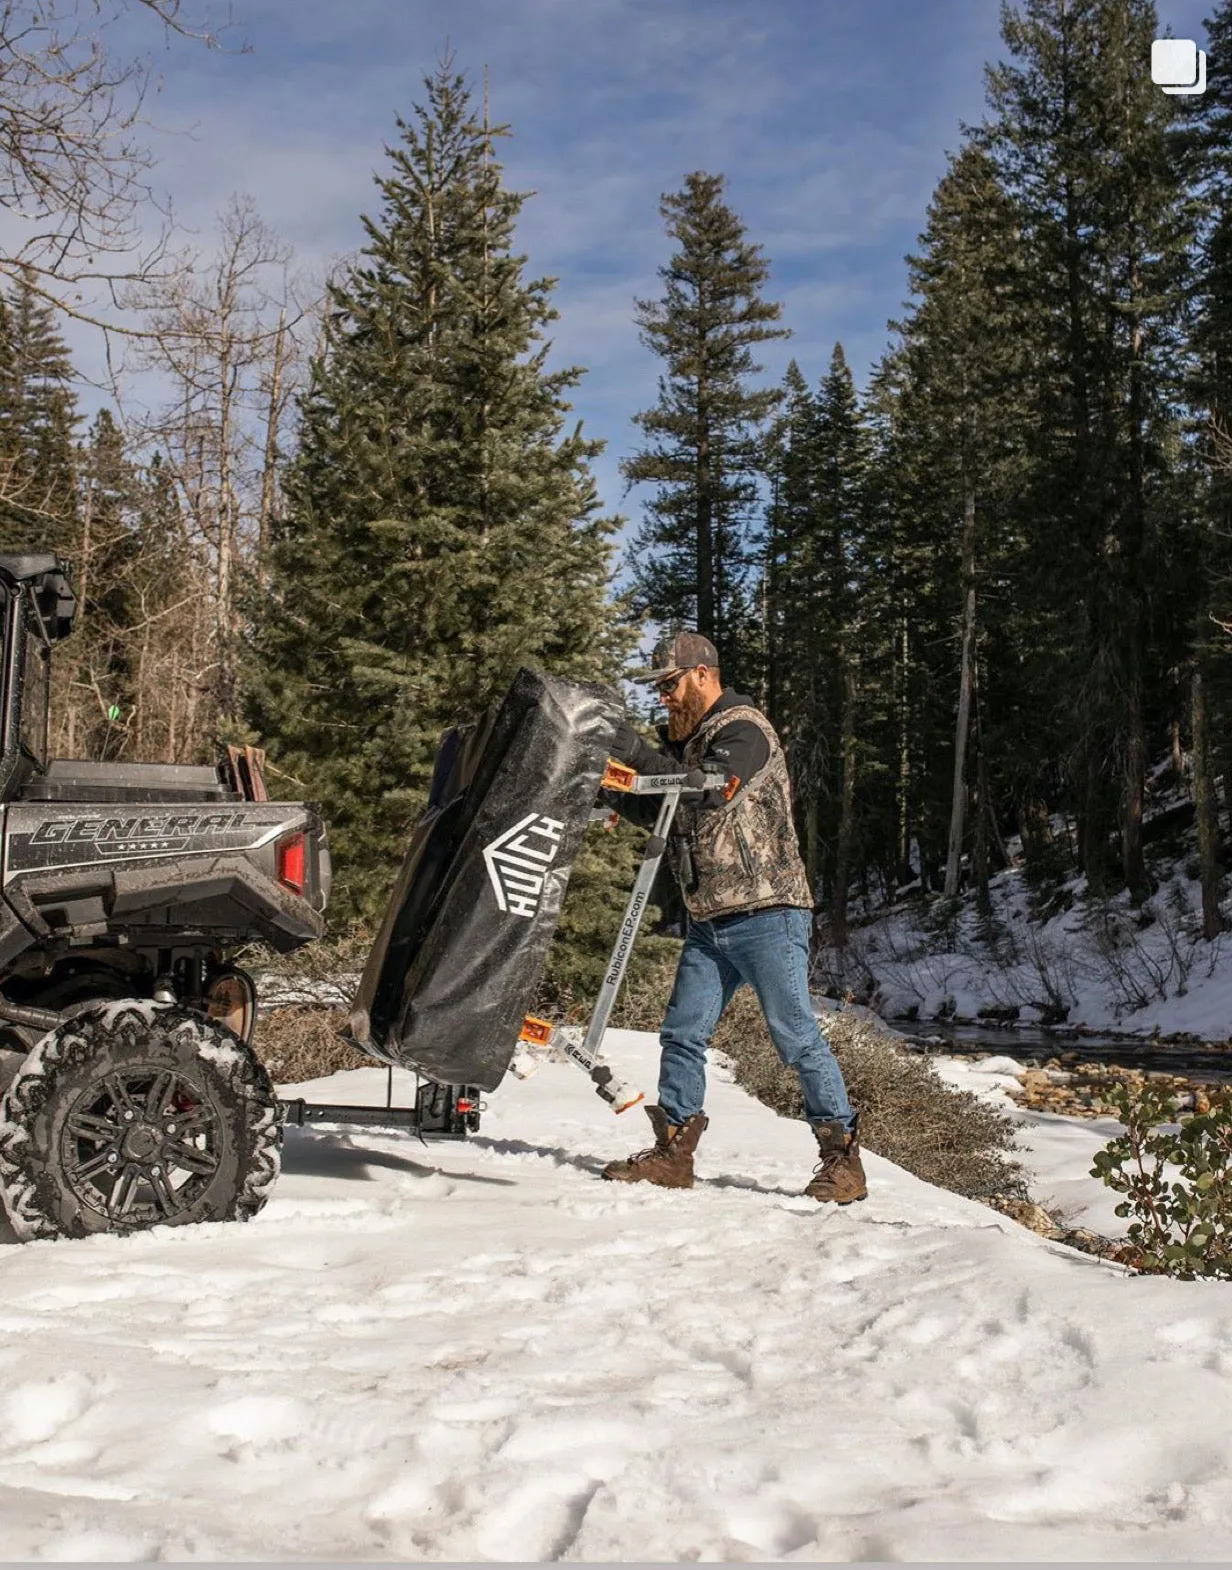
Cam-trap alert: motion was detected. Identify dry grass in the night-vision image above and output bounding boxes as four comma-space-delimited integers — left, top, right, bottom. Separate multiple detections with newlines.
610, 948, 1026, 1203
714, 991, 1027, 1201
610, 946, 682, 1030
251, 1003, 369, 1086
238, 926, 374, 1003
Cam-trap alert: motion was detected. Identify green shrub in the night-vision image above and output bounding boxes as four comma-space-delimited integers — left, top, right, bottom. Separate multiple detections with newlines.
1091, 1083, 1232, 1279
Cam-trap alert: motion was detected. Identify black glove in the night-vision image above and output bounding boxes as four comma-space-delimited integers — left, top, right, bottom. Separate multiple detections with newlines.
610, 719, 675, 774
610, 720, 643, 766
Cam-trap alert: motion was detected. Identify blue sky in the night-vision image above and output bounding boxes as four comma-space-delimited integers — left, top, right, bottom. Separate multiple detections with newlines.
116, 0, 1213, 543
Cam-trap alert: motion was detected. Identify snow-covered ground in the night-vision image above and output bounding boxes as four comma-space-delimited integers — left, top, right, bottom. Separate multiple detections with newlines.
933, 1053, 1131, 1238
2, 1030, 1231, 1562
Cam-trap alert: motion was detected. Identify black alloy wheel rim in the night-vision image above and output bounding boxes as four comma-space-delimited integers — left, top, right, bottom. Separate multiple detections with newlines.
59, 1065, 222, 1226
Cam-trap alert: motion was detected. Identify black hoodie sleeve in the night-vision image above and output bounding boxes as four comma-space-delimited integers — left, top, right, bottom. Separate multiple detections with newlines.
695, 717, 770, 807
600, 721, 673, 827
604, 714, 770, 818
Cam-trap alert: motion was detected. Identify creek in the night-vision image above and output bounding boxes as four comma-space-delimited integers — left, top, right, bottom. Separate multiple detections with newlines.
883, 1016, 1232, 1084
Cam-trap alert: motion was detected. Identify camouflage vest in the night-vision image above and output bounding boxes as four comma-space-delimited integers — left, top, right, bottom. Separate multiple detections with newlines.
670, 703, 813, 921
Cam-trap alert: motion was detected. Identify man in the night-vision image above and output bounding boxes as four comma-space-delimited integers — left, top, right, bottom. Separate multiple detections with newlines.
601, 630, 866, 1204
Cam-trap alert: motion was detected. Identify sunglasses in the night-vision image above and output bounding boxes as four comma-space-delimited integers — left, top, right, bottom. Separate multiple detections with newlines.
654, 668, 694, 698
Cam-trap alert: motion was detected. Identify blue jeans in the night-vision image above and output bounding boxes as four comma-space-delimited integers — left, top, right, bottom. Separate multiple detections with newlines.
657, 906, 855, 1130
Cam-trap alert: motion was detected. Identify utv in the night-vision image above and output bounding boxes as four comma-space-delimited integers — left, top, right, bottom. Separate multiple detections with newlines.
0, 553, 341, 1240
0, 556, 718, 1244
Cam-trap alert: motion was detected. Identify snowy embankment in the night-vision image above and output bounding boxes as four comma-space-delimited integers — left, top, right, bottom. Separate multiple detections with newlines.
935, 1053, 1132, 1238
2, 1031, 1231, 1562
845, 850, 1232, 1039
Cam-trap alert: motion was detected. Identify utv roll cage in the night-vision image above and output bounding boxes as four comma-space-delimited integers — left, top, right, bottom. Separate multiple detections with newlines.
0, 554, 75, 798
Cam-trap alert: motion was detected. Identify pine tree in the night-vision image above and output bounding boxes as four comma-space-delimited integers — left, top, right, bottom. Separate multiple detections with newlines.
764, 360, 817, 740
0, 270, 79, 553
768, 348, 872, 934
622, 172, 788, 688
984, 0, 1194, 897
52, 409, 143, 759
1178, 0, 1232, 935
812, 345, 872, 941
247, 64, 627, 926
882, 140, 1033, 907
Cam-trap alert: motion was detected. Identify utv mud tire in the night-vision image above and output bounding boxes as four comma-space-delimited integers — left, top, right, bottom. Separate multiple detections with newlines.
0, 1002, 281, 1242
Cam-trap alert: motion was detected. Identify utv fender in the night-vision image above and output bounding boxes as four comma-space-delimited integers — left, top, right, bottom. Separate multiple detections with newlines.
109, 855, 324, 946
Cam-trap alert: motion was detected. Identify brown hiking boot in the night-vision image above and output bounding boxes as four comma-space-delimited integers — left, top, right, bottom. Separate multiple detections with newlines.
804, 1116, 868, 1204
601, 1105, 708, 1189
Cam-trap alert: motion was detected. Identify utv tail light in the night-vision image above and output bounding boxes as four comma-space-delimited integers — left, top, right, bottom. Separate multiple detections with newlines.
276, 832, 306, 894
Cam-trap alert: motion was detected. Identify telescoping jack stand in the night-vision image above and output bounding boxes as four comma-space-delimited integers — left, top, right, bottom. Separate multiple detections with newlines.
518, 761, 724, 1114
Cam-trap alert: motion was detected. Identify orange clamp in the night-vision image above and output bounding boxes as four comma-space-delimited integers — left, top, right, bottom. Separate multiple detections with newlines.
519, 1015, 554, 1047
602, 759, 637, 792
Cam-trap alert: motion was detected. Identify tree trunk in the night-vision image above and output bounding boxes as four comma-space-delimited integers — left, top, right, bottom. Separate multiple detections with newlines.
896, 616, 912, 884
974, 686, 1010, 875
830, 649, 858, 947
65, 478, 95, 758
1019, 796, 1054, 873
216, 327, 236, 729
258, 308, 287, 580
1193, 661, 1224, 939
763, 480, 778, 718
944, 487, 977, 898
1121, 254, 1148, 900
1081, 744, 1116, 889
1121, 659, 1148, 896
135, 597, 150, 757
696, 371, 714, 636
972, 773, 990, 915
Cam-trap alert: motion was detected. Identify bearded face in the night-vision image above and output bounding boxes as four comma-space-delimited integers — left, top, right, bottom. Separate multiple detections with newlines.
663, 670, 711, 741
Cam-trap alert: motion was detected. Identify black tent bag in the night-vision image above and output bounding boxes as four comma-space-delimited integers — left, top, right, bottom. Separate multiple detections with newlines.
348, 667, 621, 1090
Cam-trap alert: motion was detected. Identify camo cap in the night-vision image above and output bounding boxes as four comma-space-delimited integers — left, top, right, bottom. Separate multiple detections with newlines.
631, 630, 720, 683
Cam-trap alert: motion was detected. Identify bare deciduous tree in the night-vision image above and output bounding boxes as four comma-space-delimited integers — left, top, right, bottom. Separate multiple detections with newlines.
120, 195, 309, 743
0, 0, 227, 334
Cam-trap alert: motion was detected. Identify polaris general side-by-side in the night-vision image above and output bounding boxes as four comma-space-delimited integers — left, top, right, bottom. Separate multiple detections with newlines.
0, 554, 336, 1239
0, 555, 721, 1243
